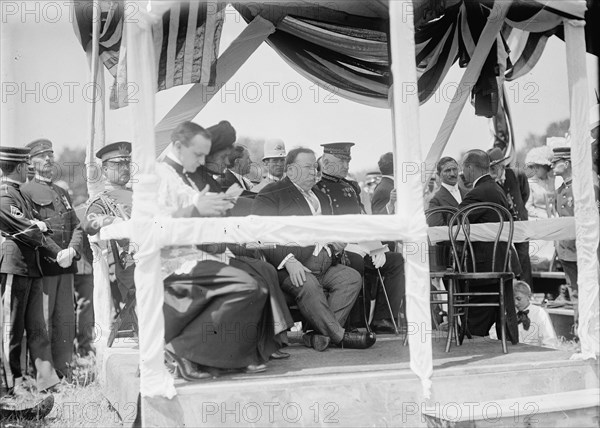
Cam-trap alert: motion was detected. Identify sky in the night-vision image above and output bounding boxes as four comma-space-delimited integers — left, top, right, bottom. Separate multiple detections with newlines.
1, 2, 598, 173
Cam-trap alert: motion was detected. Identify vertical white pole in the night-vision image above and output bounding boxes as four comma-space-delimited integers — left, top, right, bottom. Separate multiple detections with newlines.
124, 0, 176, 404
563, 19, 600, 359
389, 0, 432, 398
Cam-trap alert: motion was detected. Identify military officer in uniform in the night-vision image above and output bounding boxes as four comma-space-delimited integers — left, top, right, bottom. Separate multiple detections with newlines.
81, 142, 135, 345
21, 139, 83, 378
552, 146, 600, 325
0, 146, 61, 392
317, 143, 406, 333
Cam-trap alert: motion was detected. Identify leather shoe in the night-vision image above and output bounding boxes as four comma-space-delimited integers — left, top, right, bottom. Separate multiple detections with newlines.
339, 331, 376, 349
370, 319, 398, 334
302, 332, 330, 352
270, 350, 290, 360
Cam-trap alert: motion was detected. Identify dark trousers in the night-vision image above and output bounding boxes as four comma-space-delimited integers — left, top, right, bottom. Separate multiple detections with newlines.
163, 260, 272, 369
1, 274, 60, 390
561, 260, 578, 293
514, 242, 532, 286
42, 274, 76, 377
74, 274, 95, 356
345, 251, 406, 323
278, 250, 361, 343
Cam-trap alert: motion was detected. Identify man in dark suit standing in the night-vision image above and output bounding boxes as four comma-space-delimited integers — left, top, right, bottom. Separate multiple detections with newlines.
252, 148, 376, 351
371, 152, 395, 215
458, 149, 518, 342
488, 148, 532, 285
427, 157, 467, 226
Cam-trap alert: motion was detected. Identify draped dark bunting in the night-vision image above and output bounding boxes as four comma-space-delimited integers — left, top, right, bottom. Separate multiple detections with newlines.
232, 0, 591, 119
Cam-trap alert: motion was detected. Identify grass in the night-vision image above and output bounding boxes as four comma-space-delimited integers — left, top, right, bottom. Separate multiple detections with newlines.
1, 355, 124, 428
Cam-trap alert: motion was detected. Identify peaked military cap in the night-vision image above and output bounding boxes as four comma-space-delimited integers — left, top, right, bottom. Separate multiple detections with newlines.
552, 147, 571, 162
321, 142, 355, 160
0, 146, 30, 163
26, 139, 53, 157
96, 141, 132, 162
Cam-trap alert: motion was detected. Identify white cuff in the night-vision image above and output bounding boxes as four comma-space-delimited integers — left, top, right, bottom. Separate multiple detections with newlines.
277, 253, 295, 270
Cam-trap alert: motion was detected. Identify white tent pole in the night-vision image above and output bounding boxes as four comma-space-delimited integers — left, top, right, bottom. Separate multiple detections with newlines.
389, 0, 432, 398
423, 0, 512, 184
86, 0, 112, 369
124, 0, 177, 404
154, 15, 276, 154
86, 0, 105, 199
563, 18, 600, 359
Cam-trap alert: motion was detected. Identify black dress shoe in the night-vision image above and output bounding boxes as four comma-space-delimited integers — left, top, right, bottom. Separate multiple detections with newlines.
339, 331, 376, 349
270, 350, 291, 360
370, 319, 398, 334
302, 332, 330, 352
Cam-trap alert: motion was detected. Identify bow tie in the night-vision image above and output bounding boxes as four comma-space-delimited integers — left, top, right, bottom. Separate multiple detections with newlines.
517, 309, 530, 330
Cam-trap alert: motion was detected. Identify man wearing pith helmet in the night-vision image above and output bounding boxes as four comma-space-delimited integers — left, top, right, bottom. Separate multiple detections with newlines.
253, 140, 287, 193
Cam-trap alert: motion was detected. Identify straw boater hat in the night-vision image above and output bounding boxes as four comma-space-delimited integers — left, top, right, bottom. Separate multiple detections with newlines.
262, 139, 286, 161
525, 146, 553, 167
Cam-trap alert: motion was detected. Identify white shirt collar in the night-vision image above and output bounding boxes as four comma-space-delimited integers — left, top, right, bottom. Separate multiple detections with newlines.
441, 182, 462, 203
1, 177, 22, 186
229, 169, 252, 189
266, 173, 281, 182
34, 173, 52, 183
291, 181, 321, 215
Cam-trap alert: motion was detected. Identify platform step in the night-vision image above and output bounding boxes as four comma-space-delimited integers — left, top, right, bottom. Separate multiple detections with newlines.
422, 388, 599, 427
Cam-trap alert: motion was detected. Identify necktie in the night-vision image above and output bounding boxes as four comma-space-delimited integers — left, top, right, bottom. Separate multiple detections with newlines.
517, 310, 530, 331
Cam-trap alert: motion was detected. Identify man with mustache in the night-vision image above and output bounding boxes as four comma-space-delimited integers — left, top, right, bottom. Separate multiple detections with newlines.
317, 143, 405, 334
252, 147, 376, 351
427, 157, 467, 226
252, 140, 287, 193
21, 139, 83, 379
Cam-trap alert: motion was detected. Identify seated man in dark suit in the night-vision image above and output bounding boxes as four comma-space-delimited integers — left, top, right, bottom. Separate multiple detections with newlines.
222, 145, 255, 193
427, 157, 467, 226
458, 149, 519, 341
317, 143, 405, 334
252, 148, 376, 351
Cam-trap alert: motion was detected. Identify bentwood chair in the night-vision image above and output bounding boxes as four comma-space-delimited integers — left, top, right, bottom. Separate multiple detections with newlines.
403, 206, 459, 346
446, 202, 517, 354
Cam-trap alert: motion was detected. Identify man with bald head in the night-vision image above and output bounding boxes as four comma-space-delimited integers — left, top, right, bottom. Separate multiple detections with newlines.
457, 149, 518, 343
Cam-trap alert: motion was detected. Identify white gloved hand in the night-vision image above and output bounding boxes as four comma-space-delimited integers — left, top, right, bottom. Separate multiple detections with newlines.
56, 247, 76, 268
31, 220, 48, 233
371, 251, 387, 269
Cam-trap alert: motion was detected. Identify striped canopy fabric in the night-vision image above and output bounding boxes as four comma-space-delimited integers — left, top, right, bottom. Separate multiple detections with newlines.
73, 0, 225, 109
233, 0, 589, 116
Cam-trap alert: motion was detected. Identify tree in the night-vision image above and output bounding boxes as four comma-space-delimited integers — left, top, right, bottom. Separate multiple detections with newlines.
515, 119, 570, 167
55, 147, 89, 206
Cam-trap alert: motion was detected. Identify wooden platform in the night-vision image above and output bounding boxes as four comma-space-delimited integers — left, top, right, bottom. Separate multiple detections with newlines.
101, 332, 599, 427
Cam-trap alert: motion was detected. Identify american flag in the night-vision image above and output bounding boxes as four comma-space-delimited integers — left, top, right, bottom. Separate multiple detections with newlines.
73, 0, 225, 109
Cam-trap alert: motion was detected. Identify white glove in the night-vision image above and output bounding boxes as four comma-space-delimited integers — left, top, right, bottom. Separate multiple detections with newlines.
56, 247, 76, 268
371, 251, 387, 269
31, 220, 48, 232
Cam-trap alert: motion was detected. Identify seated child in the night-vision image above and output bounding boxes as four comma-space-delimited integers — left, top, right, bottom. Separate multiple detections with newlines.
490, 280, 558, 348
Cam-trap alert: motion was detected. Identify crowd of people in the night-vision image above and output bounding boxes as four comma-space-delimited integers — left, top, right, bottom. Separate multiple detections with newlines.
1, 111, 598, 414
